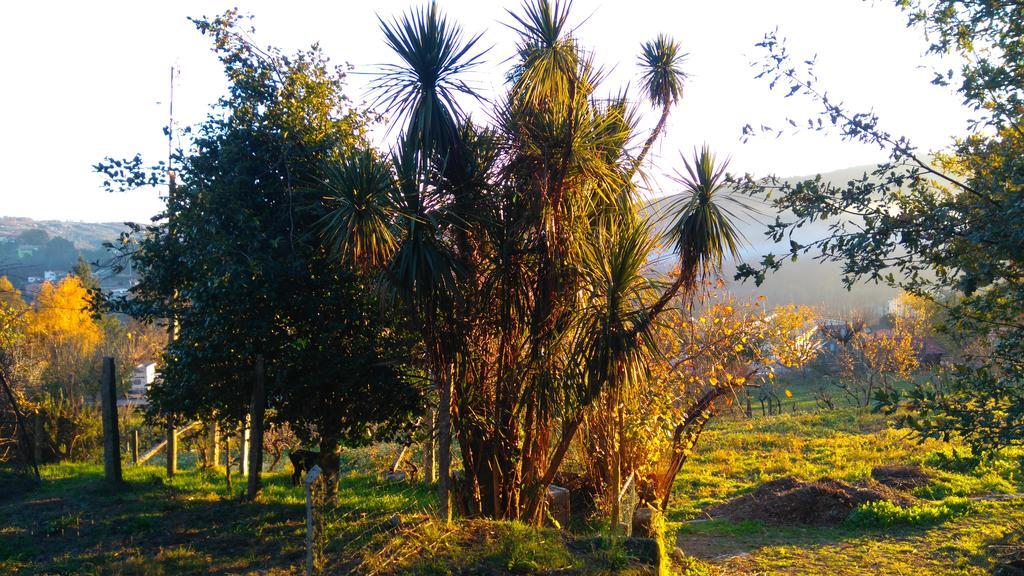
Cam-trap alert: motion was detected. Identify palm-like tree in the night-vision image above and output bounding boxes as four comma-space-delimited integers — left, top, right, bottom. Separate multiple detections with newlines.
643, 145, 745, 324
320, 0, 742, 525
631, 34, 687, 178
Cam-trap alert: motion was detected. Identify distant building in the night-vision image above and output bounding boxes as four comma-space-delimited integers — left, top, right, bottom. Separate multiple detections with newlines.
26, 276, 41, 284
131, 363, 157, 393
121, 363, 158, 407
43, 270, 66, 282
17, 245, 39, 258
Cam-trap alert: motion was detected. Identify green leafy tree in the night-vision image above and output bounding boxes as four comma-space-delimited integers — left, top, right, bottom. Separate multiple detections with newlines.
735, 0, 1024, 451
97, 11, 422, 497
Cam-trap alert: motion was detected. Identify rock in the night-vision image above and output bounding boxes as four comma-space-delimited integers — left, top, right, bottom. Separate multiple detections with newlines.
624, 536, 664, 568
545, 484, 570, 529
382, 470, 407, 483
383, 513, 402, 530
631, 505, 664, 539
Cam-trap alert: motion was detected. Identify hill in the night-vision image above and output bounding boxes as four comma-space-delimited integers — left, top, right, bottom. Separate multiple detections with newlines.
0, 216, 127, 251
643, 164, 898, 316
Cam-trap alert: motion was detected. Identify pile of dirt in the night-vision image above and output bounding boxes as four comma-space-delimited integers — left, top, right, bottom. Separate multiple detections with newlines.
705, 477, 917, 525
871, 465, 931, 490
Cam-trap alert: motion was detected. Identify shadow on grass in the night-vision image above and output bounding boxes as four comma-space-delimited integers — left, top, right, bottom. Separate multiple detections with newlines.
0, 462, 440, 575
1, 464, 310, 575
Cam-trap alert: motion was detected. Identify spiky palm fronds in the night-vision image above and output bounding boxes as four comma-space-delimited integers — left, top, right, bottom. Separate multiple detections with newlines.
638, 34, 686, 109
374, 1, 485, 161
631, 34, 687, 177
573, 216, 659, 404
507, 0, 581, 108
637, 145, 748, 331
380, 139, 462, 312
666, 145, 745, 280
319, 150, 399, 270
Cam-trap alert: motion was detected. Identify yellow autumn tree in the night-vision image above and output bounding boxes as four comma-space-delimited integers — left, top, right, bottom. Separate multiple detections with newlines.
28, 276, 102, 399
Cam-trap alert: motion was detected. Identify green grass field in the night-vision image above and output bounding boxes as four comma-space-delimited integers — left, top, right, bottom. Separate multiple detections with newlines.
1, 407, 1021, 575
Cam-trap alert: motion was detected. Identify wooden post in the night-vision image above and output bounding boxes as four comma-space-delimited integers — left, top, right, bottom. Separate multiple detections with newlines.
246, 355, 266, 500
33, 411, 43, 466
304, 465, 323, 576
241, 424, 250, 477
132, 429, 139, 464
166, 423, 177, 477
208, 421, 219, 468
225, 433, 233, 495
100, 357, 123, 485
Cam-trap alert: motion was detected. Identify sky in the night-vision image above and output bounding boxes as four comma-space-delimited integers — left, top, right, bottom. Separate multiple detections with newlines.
0, 0, 968, 223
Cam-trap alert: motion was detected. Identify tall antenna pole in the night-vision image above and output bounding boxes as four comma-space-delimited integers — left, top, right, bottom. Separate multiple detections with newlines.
165, 65, 179, 479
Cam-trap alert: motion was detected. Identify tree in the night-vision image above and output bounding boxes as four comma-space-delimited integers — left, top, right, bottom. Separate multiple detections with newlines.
631, 34, 686, 177
0, 277, 37, 476
321, 0, 742, 523
735, 0, 1024, 451
96, 11, 422, 499
17, 229, 48, 246
72, 256, 100, 292
28, 276, 102, 400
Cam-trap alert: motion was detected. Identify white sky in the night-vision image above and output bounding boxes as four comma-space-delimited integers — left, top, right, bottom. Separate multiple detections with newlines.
0, 0, 967, 223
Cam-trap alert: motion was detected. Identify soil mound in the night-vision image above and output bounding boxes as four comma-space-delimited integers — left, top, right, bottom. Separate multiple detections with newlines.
706, 476, 916, 525
871, 465, 931, 490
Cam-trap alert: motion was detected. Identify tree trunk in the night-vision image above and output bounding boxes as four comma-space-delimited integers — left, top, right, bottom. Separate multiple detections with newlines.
225, 434, 233, 495
629, 104, 671, 179
612, 386, 624, 531
437, 373, 453, 522
522, 414, 584, 524
246, 355, 266, 500
319, 435, 341, 503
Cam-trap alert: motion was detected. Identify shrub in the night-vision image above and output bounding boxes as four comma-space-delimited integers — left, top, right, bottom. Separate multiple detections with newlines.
33, 393, 102, 463
924, 448, 981, 473
845, 498, 972, 528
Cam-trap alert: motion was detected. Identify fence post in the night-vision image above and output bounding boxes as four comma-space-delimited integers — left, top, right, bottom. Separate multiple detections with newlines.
208, 421, 219, 467
100, 357, 122, 485
304, 464, 323, 576
166, 424, 177, 477
132, 429, 139, 464
33, 411, 43, 466
241, 424, 250, 477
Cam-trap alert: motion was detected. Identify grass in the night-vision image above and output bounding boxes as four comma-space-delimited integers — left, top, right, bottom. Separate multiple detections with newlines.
667, 408, 1024, 575
1, 407, 1021, 575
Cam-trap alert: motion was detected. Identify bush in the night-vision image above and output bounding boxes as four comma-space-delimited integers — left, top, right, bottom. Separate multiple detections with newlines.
845, 498, 972, 528
924, 448, 981, 473
33, 393, 102, 463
